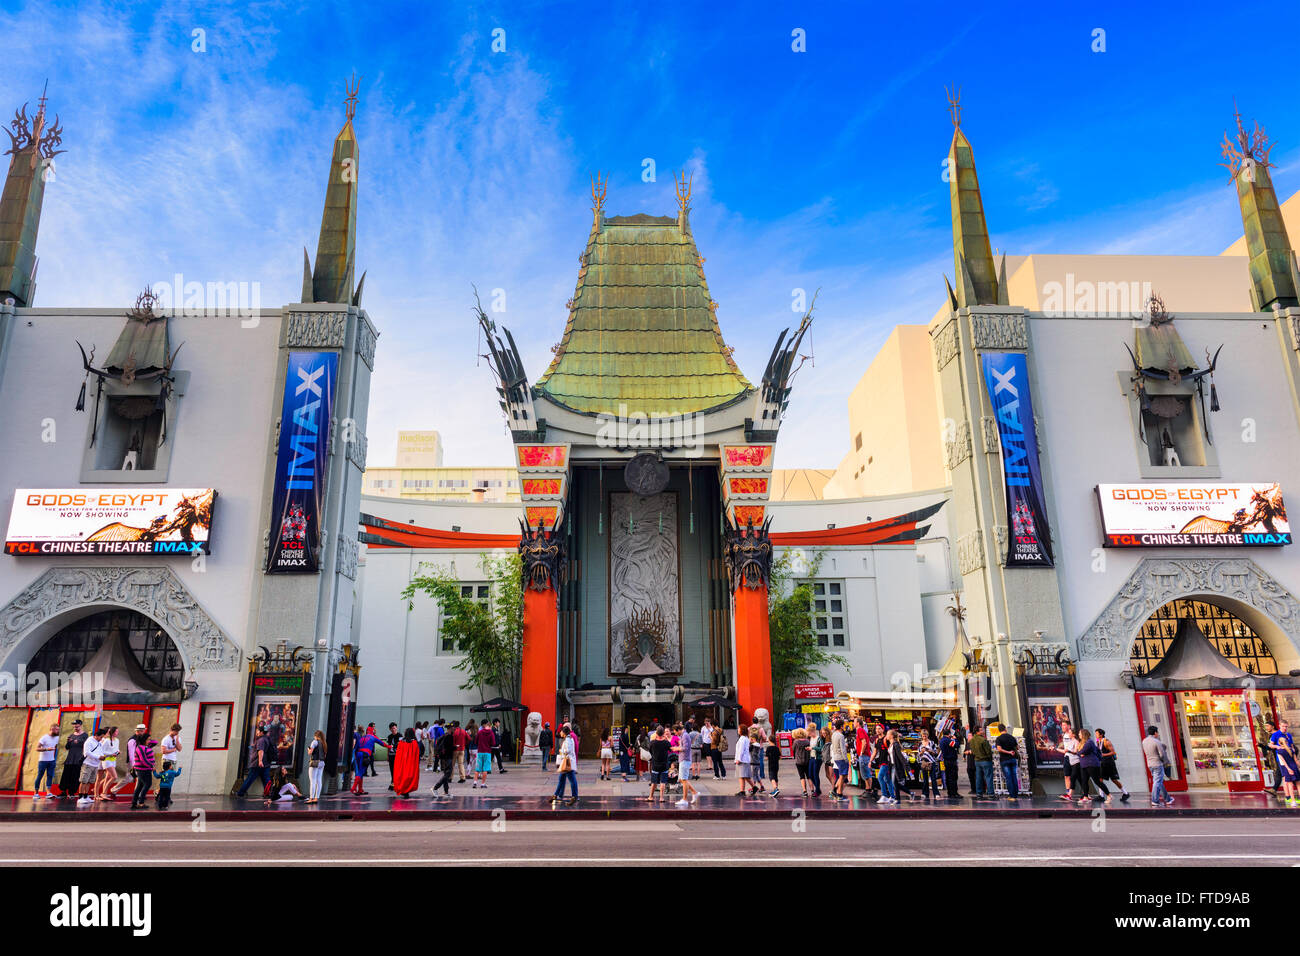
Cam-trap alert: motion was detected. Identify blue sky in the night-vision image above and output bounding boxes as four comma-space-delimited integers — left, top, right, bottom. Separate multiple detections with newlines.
3, 0, 1298, 469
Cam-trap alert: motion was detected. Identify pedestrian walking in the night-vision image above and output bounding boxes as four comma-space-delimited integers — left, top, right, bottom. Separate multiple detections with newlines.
854, 717, 875, 797
792, 727, 814, 796
734, 724, 756, 796
58, 719, 88, 800
159, 723, 183, 769
76, 727, 104, 807
765, 732, 781, 797
393, 727, 421, 796
1074, 728, 1111, 804
498, 720, 513, 772
537, 722, 553, 772
807, 722, 823, 796
430, 728, 455, 798
465, 719, 479, 775
1270, 719, 1299, 808
748, 727, 768, 795
940, 727, 960, 799
1059, 724, 1080, 801
112, 727, 139, 797
1094, 728, 1130, 802
452, 720, 468, 780
994, 726, 1020, 798
599, 728, 614, 780
700, 719, 714, 778
674, 724, 699, 806
872, 727, 895, 804
32, 720, 59, 799
647, 726, 672, 801
306, 730, 326, 803
490, 719, 505, 772
551, 725, 579, 806
351, 725, 378, 795
1141, 725, 1176, 806
95, 727, 121, 802
890, 729, 921, 803
710, 725, 727, 779
238, 726, 272, 797
917, 729, 941, 799
968, 726, 994, 799
129, 730, 157, 810
385, 722, 401, 791
473, 720, 495, 788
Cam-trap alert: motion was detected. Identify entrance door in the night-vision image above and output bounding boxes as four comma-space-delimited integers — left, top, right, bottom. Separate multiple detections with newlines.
624, 703, 674, 740
1135, 691, 1187, 792
1212, 690, 1264, 793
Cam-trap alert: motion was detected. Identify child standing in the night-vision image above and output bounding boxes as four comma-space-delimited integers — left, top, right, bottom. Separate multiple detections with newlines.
155, 765, 182, 810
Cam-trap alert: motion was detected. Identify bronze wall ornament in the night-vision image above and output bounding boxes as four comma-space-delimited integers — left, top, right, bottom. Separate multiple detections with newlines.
722, 516, 773, 591
624, 452, 669, 497
519, 519, 566, 592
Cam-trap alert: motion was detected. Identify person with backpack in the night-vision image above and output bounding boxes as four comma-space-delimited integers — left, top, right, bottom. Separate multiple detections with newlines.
890, 729, 921, 803
793, 727, 813, 796
537, 722, 554, 772
1074, 728, 1110, 804
916, 729, 941, 799
710, 725, 727, 779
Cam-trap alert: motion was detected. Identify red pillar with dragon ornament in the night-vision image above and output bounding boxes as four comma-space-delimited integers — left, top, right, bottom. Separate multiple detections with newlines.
726, 517, 774, 727
519, 520, 564, 732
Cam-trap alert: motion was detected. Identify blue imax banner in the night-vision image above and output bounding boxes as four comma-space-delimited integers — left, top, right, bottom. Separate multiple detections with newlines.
266, 351, 338, 573
981, 352, 1054, 568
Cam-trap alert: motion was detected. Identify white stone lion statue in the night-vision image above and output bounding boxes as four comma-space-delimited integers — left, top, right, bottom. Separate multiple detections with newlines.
524, 711, 543, 748
753, 707, 772, 737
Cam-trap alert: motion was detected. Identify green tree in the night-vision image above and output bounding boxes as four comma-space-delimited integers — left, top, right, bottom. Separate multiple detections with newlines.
768, 550, 849, 714
402, 552, 524, 705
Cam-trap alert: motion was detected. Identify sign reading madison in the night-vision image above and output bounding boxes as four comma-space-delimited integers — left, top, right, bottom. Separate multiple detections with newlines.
4, 488, 216, 555
1097, 482, 1290, 547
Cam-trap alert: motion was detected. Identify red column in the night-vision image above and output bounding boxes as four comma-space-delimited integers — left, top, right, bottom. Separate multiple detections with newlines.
520, 586, 558, 731
732, 583, 771, 727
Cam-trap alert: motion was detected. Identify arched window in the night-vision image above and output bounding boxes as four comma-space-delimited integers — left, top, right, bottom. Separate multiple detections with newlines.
28, 610, 184, 690
1130, 598, 1278, 677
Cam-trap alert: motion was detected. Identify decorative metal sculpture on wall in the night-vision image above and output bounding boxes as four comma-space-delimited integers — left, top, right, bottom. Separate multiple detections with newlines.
519, 519, 566, 592
624, 452, 670, 497
609, 492, 681, 674
723, 515, 774, 591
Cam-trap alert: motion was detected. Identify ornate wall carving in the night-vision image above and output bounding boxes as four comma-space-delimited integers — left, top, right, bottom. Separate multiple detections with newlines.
945, 420, 972, 470
980, 416, 1000, 453
285, 310, 348, 349
969, 312, 1028, 351
336, 534, 359, 580
0, 566, 242, 671
1078, 557, 1300, 660
993, 525, 1008, 565
610, 492, 682, 674
356, 317, 378, 370
345, 429, 368, 471
932, 320, 959, 371
1290, 314, 1300, 350
957, 530, 985, 575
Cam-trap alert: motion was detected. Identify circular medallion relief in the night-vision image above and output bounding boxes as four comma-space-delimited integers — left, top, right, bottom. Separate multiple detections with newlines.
624, 452, 670, 497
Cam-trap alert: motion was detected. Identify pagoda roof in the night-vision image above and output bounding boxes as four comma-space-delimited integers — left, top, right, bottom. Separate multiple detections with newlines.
535, 212, 752, 416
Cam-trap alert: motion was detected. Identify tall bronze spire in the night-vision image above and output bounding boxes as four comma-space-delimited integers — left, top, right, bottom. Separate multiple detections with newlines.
304, 76, 361, 306
1222, 106, 1298, 311
945, 87, 1003, 310
0, 83, 64, 306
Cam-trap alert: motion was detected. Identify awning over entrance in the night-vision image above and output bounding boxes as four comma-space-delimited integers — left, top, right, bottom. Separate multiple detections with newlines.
1132, 617, 1300, 690
29, 627, 182, 707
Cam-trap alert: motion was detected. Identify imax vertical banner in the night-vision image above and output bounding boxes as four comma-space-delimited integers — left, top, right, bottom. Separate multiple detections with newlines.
981, 351, 1054, 567
266, 351, 338, 573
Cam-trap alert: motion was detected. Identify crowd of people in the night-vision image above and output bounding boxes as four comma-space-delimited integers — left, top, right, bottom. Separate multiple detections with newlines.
32, 718, 185, 810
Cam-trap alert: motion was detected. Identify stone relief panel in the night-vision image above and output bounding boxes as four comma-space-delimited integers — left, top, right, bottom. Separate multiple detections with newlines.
969, 312, 1028, 351
932, 320, 959, 371
609, 492, 681, 675
1078, 557, 1300, 660
356, 317, 378, 370
945, 420, 972, 470
285, 311, 348, 349
0, 566, 242, 671
336, 535, 359, 581
957, 530, 986, 576
980, 416, 1000, 454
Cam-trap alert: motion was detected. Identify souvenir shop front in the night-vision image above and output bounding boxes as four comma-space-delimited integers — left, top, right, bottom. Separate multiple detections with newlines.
1129, 598, 1300, 793
0, 609, 184, 793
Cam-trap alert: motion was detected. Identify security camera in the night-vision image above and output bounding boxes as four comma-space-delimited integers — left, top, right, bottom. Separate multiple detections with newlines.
316, 638, 328, 650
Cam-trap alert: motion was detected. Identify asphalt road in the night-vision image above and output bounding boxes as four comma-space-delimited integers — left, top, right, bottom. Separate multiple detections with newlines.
2, 817, 1298, 866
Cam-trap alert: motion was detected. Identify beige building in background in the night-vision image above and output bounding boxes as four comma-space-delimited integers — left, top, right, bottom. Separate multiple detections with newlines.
363, 430, 520, 502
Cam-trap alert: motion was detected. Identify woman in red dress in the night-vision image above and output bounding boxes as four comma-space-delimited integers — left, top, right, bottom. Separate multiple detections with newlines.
392, 727, 421, 796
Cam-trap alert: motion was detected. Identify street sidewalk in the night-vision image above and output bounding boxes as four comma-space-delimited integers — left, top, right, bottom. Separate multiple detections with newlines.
2, 759, 1294, 820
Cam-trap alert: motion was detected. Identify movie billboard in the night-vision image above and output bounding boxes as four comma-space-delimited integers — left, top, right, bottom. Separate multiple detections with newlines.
1028, 696, 1075, 772
4, 488, 215, 556
265, 351, 338, 573
981, 352, 1054, 567
1097, 482, 1290, 547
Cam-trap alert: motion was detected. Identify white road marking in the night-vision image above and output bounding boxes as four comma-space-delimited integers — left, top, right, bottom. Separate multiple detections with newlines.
140, 839, 317, 843
679, 836, 847, 840
4, 853, 1300, 864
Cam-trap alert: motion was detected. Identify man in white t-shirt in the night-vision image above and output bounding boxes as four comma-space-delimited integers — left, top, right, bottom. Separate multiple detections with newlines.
33, 721, 60, 798
77, 729, 105, 806
160, 723, 183, 768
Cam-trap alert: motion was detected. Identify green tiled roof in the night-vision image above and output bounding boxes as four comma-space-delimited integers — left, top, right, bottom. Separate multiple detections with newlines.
536, 213, 752, 415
